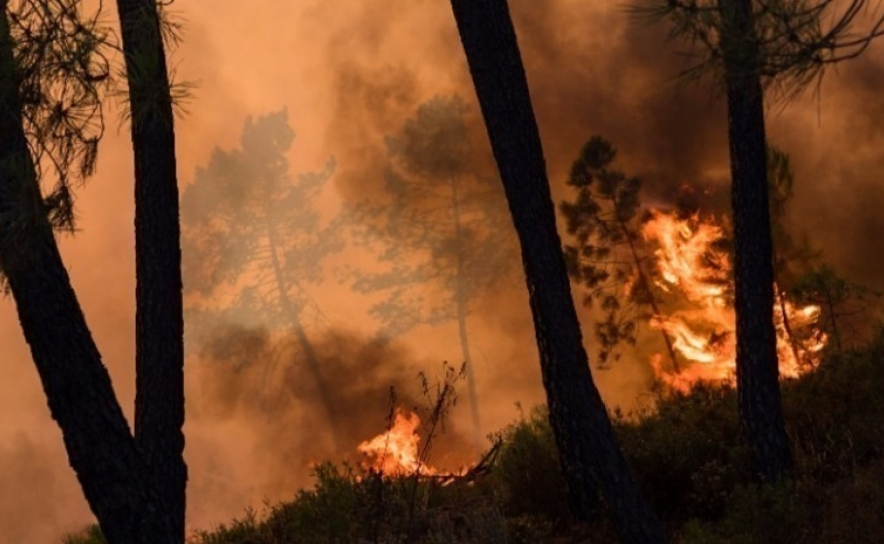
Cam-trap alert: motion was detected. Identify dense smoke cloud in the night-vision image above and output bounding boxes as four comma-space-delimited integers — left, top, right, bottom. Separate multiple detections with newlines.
184, 325, 476, 524
1, 1, 883, 542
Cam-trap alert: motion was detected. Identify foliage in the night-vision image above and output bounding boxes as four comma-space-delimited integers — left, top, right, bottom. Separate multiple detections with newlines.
1, 0, 111, 256
560, 135, 667, 367
60, 330, 884, 543
791, 265, 882, 351
181, 109, 340, 348
489, 405, 569, 522
61, 524, 106, 544
350, 94, 516, 339
635, 0, 884, 98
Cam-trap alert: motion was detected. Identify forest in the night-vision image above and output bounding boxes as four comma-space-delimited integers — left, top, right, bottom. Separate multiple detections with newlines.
1, 1, 884, 543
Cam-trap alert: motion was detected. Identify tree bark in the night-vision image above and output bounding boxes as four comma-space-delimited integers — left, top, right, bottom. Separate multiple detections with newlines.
0, 6, 176, 543
447, 2, 666, 542
720, 0, 792, 482
114, 0, 187, 538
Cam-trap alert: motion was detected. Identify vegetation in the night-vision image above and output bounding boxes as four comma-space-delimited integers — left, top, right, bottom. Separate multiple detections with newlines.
64, 328, 884, 544
1, 1, 181, 541
644, 0, 884, 486
447, 2, 665, 541
181, 110, 342, 444
350, 95, 516, 448
560, 136, 677, 369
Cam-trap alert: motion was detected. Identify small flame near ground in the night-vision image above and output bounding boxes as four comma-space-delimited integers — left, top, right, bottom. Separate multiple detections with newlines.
357, 408, 438, 476
643, 210, 827, 392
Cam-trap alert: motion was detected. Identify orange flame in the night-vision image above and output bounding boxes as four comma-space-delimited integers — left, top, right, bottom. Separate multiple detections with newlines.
642, 210, 827, 392
357, 408, 436, 476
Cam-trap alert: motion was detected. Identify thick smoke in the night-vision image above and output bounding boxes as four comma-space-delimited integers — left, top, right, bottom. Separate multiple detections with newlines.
2, 1, 883, 542
184, 325, 476, 525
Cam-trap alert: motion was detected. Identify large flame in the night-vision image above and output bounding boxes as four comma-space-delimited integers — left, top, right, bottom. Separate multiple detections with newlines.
357, 408, 437, 476
642, 210, 827, 392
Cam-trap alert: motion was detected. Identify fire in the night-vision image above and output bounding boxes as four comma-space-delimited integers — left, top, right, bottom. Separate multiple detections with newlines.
642, 210, 827, 392
357, 408, 436, 476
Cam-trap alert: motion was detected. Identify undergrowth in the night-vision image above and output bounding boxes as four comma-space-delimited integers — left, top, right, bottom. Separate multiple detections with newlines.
63, 331, 884, 543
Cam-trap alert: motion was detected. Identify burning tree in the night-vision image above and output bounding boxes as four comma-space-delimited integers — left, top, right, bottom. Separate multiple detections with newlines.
350, 95, 518, 449
640, 0, 884, 482
181, 110, 344, 446
560, 135, 680, 370
641, 208, 828, 392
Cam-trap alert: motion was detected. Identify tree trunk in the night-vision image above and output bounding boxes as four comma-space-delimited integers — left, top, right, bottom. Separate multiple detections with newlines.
720, 0, 792, 482
266, 214, 341, 450
451, 175, 483, 449
0, 6, 176, 543
447, 2, 666, 542
114, 0, 187, 538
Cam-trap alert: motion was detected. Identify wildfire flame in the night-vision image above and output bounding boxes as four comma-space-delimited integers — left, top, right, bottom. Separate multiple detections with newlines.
642, 210, 827, 392
357, 408, 437, 476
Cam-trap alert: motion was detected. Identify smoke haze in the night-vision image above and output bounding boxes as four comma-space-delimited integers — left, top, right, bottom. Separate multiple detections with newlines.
2, 0, 883, 541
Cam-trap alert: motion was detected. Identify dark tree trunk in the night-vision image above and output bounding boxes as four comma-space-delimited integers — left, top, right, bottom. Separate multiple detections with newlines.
115, 0, 187, 538
0, 6, 176, 543
447, 2, 666, 542
720, 0, 792, 481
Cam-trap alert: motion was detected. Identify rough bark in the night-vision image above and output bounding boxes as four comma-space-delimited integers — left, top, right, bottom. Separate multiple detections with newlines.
447, 1, 666, 542
114, 0, 187, 538
0, 6, 176, 543
720, 0, 792, 481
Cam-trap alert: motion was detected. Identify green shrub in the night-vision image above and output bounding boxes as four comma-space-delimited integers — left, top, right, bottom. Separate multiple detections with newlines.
490, 405, 569, 522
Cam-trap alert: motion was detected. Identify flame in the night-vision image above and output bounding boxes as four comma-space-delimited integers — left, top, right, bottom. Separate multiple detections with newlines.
642, 210, 827, 392
357, 408, 437, 476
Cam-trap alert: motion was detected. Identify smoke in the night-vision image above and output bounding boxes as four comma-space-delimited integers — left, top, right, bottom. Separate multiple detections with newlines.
184, 325, 476, 525
1, 1, 883, 541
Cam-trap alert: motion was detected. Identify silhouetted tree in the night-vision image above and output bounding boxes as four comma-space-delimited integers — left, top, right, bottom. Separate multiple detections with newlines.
115, 0, 187, 537
351, 95, 517, 448
447, 1, 666, 542
181, 110, 343, 446
646, 0, 884, 482
560, 136, 680, 370
0, 1, 177, 542
792, 265, 882, 352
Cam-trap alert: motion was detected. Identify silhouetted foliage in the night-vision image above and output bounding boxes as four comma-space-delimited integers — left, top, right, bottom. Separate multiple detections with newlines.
560, 135, 679, 369
637, 0, 884, 98
1, 0, 110, 275
792, 265, 882, 351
